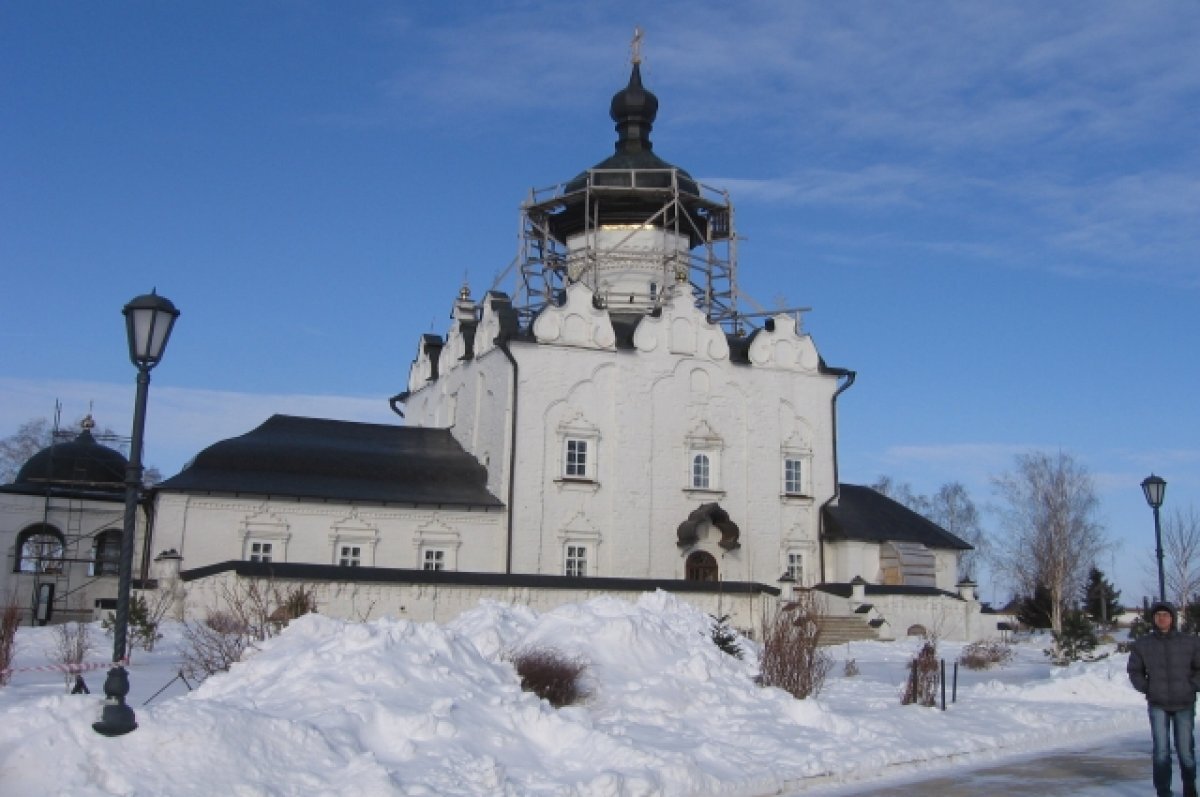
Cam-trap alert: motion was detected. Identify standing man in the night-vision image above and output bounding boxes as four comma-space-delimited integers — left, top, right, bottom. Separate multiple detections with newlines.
1128, 601, 1200, 797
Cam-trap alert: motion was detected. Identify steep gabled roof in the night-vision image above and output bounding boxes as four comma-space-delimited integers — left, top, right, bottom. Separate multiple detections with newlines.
823, 484, 972, 550
157, 415, 502, 508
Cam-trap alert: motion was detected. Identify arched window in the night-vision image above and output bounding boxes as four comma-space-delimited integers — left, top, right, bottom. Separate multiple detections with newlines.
685, 550, 718, 582
15, 525, 65, 574
92, 529, 122, 576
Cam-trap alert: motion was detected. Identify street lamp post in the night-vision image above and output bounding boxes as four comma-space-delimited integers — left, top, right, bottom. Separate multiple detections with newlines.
1142, 474, 1168, 605
93, 291, 179, 737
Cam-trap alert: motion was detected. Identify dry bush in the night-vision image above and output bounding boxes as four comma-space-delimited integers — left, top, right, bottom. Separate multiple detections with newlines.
181, 579, 316, 683
204, 610, 247, 635
958, 639, 1014, 671
270, 585, 317, 628
51, 622, 93, 691
507, 648, 588, 708
181, 618, 250, 682
901, 641, 940, 706
0, 598, 20, 687
757, 592, 832, 699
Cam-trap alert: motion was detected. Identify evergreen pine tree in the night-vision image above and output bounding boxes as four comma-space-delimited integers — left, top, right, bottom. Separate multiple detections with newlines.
1016, 584, 1054, 629
1082, 567, 1122, 626
1052, 610, 1099, 662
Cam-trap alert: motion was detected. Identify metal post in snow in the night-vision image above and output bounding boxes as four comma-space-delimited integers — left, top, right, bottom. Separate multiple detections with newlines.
940, 659, 946, 711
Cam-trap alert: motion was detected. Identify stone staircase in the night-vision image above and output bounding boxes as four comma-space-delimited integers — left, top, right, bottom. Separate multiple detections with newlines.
817, 614, 881, 646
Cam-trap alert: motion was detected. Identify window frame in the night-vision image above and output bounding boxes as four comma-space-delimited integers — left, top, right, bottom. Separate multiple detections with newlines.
563, 437, 592, 481
422, 548, 447, 571
557, 414, 601, 486
785, 551, 804, 584
338, 545, 362, 567
15, 526, 65, 574
783, 457, 804, 496
90, 529, 122, 577
564, 544, 589, 578
683, 422, 723, 494
691, 452, 712, 489
247, 540, 274, 563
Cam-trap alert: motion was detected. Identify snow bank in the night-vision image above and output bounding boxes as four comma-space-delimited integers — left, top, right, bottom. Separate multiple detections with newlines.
0, 593, 1146, 796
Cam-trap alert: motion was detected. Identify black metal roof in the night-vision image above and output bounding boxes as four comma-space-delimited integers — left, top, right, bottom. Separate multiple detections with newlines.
0, 428, 127, 499
815, 582, 961, 600
181, 559, 781, 596
823, 484, 972, 550
157, 415, 503, 508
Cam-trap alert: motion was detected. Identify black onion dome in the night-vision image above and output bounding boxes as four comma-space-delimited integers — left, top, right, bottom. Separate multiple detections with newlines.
551, 63, 704, 244
12, 429, 127, 489
609, 62, 659, 155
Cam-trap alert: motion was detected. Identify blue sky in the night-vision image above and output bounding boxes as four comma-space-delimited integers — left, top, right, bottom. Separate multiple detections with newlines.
3, 1, 1197, 603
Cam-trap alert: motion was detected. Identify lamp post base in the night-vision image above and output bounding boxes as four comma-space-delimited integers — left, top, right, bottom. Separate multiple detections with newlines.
92, 665, 137, 736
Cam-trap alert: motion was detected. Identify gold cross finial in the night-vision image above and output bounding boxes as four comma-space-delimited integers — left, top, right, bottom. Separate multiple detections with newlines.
631, 27, 643, 65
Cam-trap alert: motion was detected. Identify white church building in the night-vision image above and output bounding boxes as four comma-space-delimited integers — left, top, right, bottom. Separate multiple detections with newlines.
3, 55, 1000, 641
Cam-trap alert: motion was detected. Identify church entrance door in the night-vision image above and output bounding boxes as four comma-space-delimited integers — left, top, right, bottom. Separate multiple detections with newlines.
685, 550, 718, 581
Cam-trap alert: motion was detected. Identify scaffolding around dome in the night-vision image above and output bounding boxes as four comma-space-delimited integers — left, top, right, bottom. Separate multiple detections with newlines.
511, 167, 742, 332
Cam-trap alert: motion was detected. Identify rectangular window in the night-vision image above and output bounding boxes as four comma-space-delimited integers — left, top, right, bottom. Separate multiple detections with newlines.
249, 542, 273, 563
339, 545, 361, 567
786, 552, 804, 584
691, 453, 711, 489
565, 545, 588, 577
564, 438, 590, 479
423, 549, 445, 571
784, 458, 803, 495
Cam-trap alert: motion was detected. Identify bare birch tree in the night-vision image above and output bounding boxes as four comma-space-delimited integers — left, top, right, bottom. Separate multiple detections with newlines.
992, 451, 1106, 635
870, 477, 986, 581
924, 482, 987, 581
0, 418, 50, 483
1160, 506, 1200, 611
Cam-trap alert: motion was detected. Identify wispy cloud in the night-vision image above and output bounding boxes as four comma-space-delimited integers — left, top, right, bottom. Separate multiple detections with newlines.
707, 165, 934, 208
367, 2, 1198, 287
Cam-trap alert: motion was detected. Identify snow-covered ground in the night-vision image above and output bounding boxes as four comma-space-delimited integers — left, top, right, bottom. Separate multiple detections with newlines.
0, 592, 1144, 796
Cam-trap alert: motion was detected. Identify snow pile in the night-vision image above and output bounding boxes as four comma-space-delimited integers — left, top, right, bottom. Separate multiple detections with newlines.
0, 593, 1145, 796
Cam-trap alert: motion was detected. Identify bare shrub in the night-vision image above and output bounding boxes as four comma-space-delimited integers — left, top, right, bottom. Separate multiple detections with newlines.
181, 618, 250, 682
180, 579, 314, 683
507, 648, 588, 708
269, 585, 316, 629
204, 610, 246, 635
0, 597, 20, 687
51, 622, 92, 691
958, 639, 1014, 671
757, 592, 832, 699
901, 641, 940, 706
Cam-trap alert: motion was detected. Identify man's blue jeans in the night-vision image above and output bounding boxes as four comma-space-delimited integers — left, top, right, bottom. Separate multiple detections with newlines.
1149, 704, 1197, 796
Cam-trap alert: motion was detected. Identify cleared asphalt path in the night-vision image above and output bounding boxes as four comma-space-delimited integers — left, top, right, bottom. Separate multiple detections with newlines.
791, 731, 1154, 796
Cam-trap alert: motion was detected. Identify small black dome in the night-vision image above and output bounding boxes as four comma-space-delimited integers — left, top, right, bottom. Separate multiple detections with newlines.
550, 62, 706, 244
13, 428, 127, 489
609, 62, 659, 155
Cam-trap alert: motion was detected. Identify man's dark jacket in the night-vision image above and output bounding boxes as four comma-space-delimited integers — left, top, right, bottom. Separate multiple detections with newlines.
1128, 603, 1200, 711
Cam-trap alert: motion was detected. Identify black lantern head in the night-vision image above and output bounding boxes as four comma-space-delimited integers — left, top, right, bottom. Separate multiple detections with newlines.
122, 290, 179, 369
1142, 474, 1167, 510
